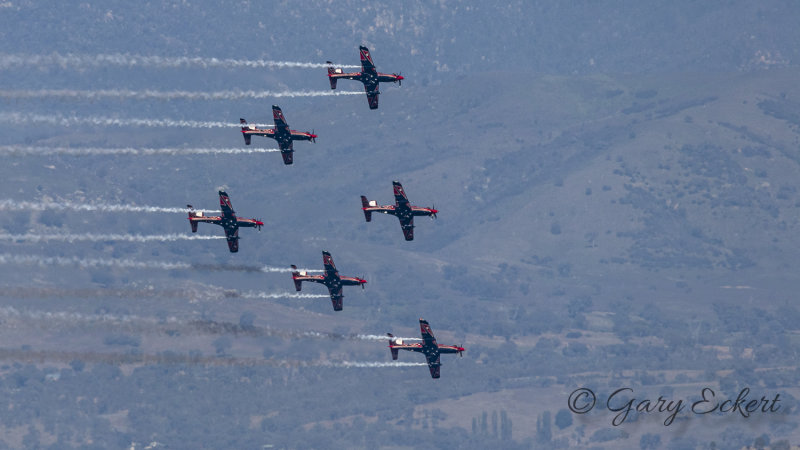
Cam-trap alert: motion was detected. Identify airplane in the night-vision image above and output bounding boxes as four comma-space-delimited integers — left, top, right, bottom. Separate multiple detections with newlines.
291, 251, 367, 311
327, 45, 403, 109
187, 191, 263, 253
388, 318, 464, 379
240, 105, 317, 165
360, 181, 438, 241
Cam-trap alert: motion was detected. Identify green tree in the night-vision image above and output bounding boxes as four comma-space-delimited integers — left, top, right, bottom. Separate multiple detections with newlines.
536, 411, 552, 444
500, 409, 513, 440
555, 408, 572, 430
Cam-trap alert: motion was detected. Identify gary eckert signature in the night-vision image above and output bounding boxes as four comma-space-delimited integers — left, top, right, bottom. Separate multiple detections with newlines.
568, 387, 781, 426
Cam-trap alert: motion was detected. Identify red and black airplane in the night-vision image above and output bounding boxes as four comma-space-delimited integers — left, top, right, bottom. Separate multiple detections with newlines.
240, 105, 317, 165
291, 251, 367, 311
388, 318, 464, 379
361, 181, 438, 241
327, 45, 403, 109
187, 191, 263, 253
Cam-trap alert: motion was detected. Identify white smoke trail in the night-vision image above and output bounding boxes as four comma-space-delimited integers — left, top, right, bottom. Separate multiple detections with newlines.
189, 263, 321, 273
238, 291, 330, 300
0, 253, 321, 274
0, 347, 428, 368
0, 88, 363, 101
0, 253, 191, 270
326, 361, 428, 368
0, 112, 241, 128
355, 334, 422, 341
0, 145, 280, 156
0, 233, 225, 243
259, 266, 323, 273
0, 304, 403, 344
0, 199, 219, 214
0, 347, 305, 367
0, 53, 360, 70
0, 305, 167, 326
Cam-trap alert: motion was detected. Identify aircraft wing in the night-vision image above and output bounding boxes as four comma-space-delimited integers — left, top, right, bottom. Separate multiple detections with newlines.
400, 216, 414, 241
280, 150, 294, 165
359, 46, 377, 74
425, 353, 441, 379
419, 319, 438, 347
328, 286, 344, 311
322, 251, 337, 274
392, 181, 410, 205
218, 191, 235, 216
224, 227, 239, 253
365, 89, 379, 110
272, 105, 288, 128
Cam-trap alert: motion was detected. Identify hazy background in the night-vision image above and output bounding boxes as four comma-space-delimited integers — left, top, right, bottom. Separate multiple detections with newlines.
1, 1, 799, 448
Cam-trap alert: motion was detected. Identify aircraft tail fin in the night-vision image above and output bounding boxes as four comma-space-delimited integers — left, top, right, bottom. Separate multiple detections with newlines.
360, 196, 372, 222
327, 65, 338, 89
387, 333, 399, 360
240, 118, 252, 145
290, 265, 303, 291
188, 206, 200, 232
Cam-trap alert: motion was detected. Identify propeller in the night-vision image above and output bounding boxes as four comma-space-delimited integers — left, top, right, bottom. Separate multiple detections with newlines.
430, 204, 438, 219
360, 276, 366, 289
459, 346, 463, 357
256, 219, 263, 231
394, 72, 403, 86
311, 129, 316, 143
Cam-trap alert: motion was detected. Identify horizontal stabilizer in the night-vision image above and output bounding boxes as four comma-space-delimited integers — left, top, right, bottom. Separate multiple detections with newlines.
240, 118, 252, 145
291, 265, 303, 291
360, 196, 372, 222
327, 66, 338, 89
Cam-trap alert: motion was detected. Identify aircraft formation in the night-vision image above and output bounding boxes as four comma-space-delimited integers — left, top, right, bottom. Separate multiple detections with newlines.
229, 45, 460, 378
16, 45, 462, 378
